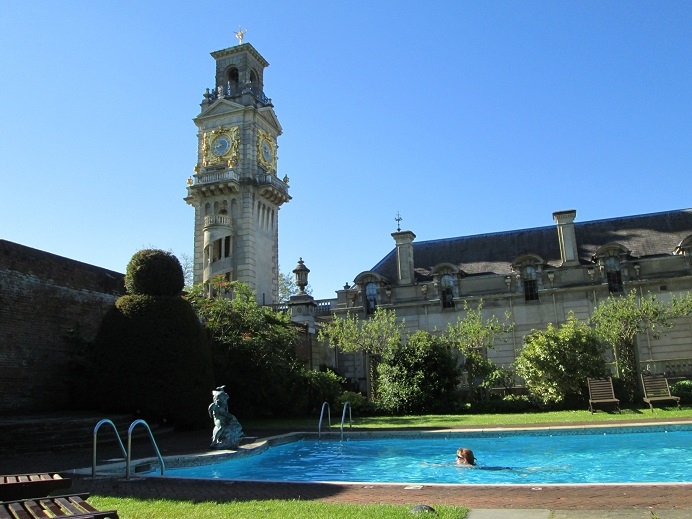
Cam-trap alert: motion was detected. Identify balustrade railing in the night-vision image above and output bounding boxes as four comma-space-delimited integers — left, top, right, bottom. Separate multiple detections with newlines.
193, 170, 239, 186
204, 83, 271, 106
204, 214, 233, 227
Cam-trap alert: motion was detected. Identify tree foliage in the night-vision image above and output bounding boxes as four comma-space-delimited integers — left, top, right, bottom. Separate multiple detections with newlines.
514, 314, 606, 407
125, 249, 184, 296
318, 308, 404, 400
377, 330, 462, 414
185, 278, 306, 417
590, 290, 692, 401
446, 300, 514, 403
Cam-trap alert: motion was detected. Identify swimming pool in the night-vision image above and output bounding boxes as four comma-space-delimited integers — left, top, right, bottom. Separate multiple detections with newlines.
160, 423, 692, 485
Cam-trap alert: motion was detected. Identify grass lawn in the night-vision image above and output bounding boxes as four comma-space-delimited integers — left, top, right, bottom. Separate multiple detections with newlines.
88, 498, 469, 519
243, 405, 692, 432
88, 406, 691, 518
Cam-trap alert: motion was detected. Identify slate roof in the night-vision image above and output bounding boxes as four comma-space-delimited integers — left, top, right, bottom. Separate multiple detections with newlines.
370, 208, 692, 282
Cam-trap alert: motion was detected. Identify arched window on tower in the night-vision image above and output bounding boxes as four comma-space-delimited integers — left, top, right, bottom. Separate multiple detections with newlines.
226, 67, 240, 95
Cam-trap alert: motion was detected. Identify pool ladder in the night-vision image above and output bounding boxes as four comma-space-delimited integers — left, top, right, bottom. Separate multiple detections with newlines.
92, 418, 165, 479
318, 402, 352, 441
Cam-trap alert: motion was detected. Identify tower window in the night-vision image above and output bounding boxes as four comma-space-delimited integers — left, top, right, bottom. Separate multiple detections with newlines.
226, 67, 240, 95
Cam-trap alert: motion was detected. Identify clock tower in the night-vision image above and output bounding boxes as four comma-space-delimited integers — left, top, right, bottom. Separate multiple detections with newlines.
185, 42, 290, 304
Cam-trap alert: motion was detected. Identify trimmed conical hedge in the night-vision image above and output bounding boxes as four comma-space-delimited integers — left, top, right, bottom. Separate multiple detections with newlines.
93, 250, 214, 429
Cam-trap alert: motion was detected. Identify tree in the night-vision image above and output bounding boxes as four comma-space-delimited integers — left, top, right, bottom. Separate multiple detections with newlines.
318, 308, 404, 401
445, 300, 514, 403
185, 277, 305, 417
590, 290, 692, 401
377, 330, 462, 414
178, 251, 194, 290
514, 314, 606, 407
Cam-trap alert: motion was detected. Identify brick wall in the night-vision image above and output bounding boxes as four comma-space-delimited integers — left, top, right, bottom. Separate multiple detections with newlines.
0, 240, 125, 413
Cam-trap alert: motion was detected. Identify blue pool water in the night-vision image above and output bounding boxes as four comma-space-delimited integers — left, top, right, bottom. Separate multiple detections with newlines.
164, 425, 692, 484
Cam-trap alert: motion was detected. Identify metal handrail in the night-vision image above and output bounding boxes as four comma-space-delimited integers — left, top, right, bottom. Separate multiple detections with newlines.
126, 419, 165, 479
340, 402, 352, 441
318, 401, 331, 440
92, 419, 127, 478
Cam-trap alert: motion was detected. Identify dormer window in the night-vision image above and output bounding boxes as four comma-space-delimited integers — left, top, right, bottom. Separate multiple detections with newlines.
593, 243, 629, 293
441, 274, 455, 309
365, 282, 378, 314
604, 257, 623, 293
523, 266, 539, 301
512, 255, 544, 302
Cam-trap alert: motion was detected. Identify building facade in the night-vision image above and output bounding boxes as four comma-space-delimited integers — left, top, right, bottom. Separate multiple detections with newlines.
184, 43, 290, 305
327, 209, 692, 390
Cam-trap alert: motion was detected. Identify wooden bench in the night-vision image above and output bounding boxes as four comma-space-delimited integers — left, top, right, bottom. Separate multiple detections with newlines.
587, 377, 620, 413
0, 493, 118, 519
0, 473, 72, 501
641, 374, 681, 411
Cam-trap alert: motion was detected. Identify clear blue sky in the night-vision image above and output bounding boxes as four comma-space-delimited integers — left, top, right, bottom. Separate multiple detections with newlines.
1, 1, 690, 299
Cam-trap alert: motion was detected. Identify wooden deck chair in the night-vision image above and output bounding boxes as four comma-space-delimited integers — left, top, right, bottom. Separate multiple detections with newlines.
641, 374, 681, 411
0, 493, 119, 519
0, 472, 72, 501
587, 377, 620, 414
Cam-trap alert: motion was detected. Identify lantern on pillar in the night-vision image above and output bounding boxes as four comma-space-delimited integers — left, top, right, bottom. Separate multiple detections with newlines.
293, 258, 310, 295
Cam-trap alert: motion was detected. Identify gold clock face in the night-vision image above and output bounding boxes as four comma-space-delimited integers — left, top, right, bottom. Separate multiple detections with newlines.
257, 130, 276, 172
212, 135, 231, 157
204, 126, 239, 166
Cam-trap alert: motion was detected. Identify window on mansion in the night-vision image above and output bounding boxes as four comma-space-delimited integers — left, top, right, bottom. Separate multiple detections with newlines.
441, 274, 455, 309
522, 266, 539, 302
604, 257, 623, 293
365, 282, 378, 315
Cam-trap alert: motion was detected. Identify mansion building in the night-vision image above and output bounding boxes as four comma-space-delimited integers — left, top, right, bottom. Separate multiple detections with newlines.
317, 208, 692, 390
184, 41, 692, 391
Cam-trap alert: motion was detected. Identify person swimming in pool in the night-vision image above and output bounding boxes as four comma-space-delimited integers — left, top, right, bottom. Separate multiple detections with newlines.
456, 448, 512, 470
456, 448, 476, 466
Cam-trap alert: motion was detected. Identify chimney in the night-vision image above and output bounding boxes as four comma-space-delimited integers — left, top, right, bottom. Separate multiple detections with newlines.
553, 210, 579, 267
392, 230, 416, 284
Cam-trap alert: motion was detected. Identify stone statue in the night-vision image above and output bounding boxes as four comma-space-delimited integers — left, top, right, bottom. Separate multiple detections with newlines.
208, 386, 244, 449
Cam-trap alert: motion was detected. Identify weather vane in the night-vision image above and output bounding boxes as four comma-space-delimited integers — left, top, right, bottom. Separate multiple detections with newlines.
395, 212, 403, 232
235, 27, 248, 45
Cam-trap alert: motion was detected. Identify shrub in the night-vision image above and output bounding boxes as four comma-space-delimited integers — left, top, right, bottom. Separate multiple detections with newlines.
671, 379, 692, 405
186, 280, 306, 418
298, 369, 346, 415
336, 390, 367, 412
377, 330, 461, 414
93, 295, 214, 428
125, 249, 184, 296
515, 314, 607, 408
92, 250, 214, 429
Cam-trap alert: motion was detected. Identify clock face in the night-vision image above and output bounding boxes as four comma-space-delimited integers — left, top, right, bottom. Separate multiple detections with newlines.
212, 136, 231, 157
261, 140, 272, 162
